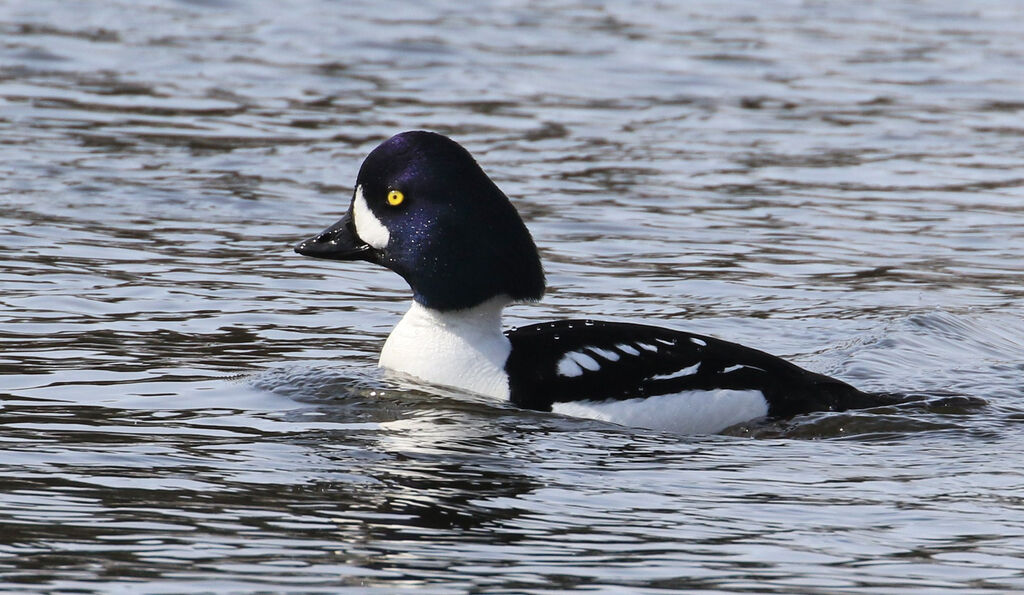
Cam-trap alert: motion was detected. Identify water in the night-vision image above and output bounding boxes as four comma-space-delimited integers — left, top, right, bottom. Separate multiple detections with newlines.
3, 0, 1024, 592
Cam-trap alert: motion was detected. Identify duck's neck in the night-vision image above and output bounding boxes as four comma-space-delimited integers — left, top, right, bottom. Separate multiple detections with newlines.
379, 296, 512, 400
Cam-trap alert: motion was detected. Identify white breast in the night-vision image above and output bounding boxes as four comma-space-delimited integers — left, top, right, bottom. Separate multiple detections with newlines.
379, 298, 512, 400
552, 389, 769, 434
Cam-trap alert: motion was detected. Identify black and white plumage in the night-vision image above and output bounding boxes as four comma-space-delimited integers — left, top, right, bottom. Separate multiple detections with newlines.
295, 131, 891, 434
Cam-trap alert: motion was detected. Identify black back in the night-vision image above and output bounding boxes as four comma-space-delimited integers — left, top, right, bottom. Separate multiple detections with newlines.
505, 319, 891, 416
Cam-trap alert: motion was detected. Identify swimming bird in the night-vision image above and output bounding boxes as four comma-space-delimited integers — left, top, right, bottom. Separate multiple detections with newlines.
295, 131, 890, 434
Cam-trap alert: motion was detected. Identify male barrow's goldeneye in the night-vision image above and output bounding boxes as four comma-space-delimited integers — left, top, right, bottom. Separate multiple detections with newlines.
295, 130, 892, 434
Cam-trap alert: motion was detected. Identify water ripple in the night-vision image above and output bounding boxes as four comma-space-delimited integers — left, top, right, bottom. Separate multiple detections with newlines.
3, 0, 1024, 592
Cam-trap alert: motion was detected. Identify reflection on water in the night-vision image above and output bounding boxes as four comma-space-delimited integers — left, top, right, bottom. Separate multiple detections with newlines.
3, 0, 1024, 592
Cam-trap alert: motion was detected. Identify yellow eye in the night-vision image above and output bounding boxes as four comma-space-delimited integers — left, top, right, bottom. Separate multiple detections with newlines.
387, 189, 405, 206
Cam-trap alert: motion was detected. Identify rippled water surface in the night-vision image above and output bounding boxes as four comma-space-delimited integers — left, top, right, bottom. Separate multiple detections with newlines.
3, 0, 1024, 592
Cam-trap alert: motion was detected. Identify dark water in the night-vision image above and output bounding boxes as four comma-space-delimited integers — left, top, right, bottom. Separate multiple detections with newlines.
4, 1, 1024, 592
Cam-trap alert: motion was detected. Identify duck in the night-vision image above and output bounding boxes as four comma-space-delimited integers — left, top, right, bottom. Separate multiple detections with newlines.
295, 130, 892, 434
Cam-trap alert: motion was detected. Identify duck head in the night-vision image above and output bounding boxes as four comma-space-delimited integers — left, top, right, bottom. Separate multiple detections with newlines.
295, 131, 545, 311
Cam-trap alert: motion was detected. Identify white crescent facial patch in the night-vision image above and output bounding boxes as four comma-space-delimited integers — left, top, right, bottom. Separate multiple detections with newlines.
352, 185, 390, 250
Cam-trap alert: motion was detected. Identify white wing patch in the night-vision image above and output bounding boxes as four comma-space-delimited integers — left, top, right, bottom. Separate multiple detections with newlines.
615, 343, 640, 356
648, 362, 700, 381
556, 357, 584, 378
352, 185, 390, 250
572, 351, 601, 371
556, 350, 602, 377
690, 337, 707, 347
636, 342, 659, 352
552, 389, 769, 434
587, 347, 620, 361
721, 364, 765, 373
